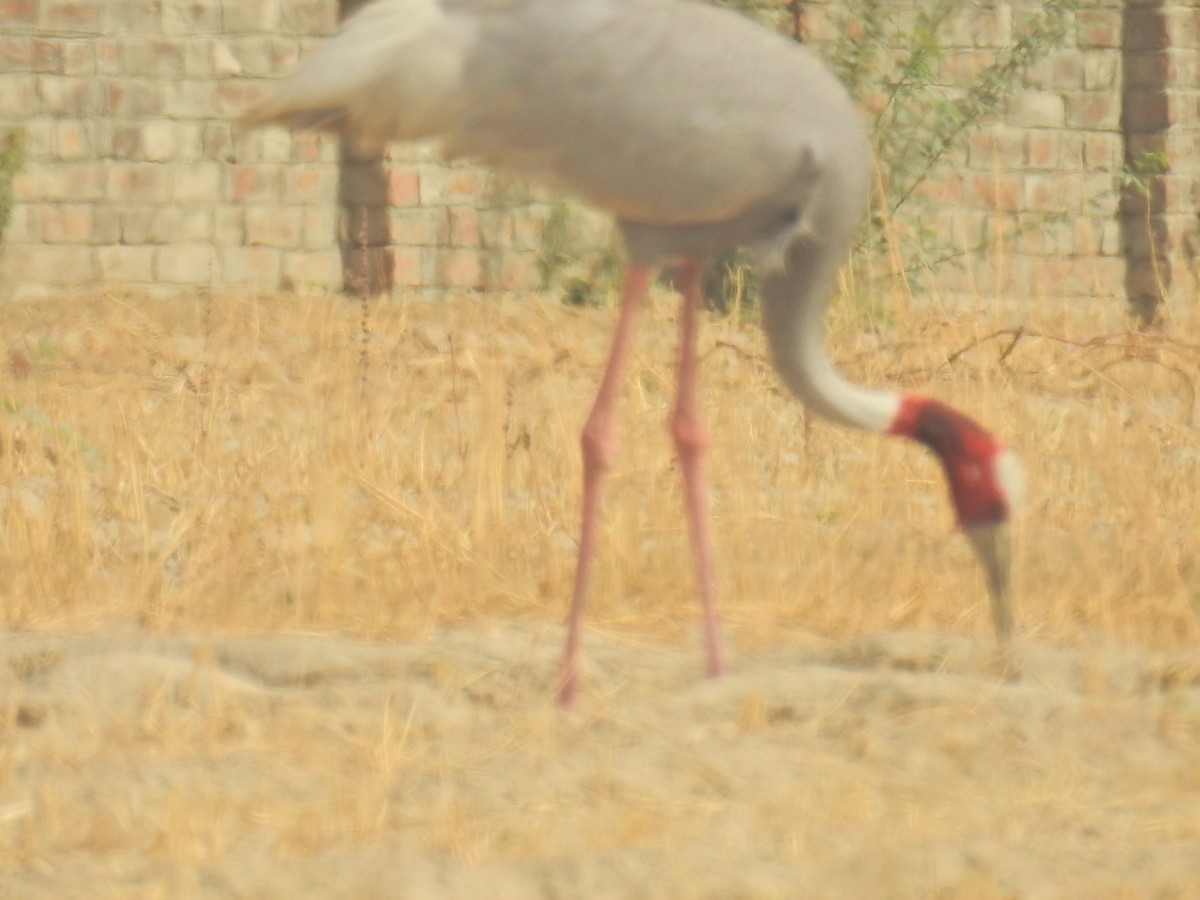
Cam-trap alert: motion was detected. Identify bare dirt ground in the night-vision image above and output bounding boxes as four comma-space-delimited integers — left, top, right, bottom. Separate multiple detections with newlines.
3, 625, 1199, 898
2, 290, 1199, 897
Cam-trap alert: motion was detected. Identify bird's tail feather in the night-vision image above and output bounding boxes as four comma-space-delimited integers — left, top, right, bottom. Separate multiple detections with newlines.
239, 0, 470, 144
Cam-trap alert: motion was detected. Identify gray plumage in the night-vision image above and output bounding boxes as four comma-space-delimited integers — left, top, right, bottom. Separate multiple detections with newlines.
243, 0, 870, 266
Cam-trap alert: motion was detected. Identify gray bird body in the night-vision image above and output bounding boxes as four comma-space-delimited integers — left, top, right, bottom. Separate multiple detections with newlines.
244, 0, 870, 265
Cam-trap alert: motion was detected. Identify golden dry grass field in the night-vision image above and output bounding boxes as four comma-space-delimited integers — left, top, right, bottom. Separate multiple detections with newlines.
1, 284, 1199, 897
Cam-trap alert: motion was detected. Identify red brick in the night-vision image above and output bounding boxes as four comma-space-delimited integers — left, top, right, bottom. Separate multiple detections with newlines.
1026, 134, 1058, 168
245, 207, 303, 248
107, 163, 170, 203
230, 164, 279, 202
1064, 92, 1119, 129
36, 204, 93, 243
0, 36, 31, 73
283, 165, 336, 203
269, 38, 303, 76
0, 0, 35, 24
944, 49, 994, 81
914, 176, 964, 204
41, 2, 103, 31
1037, 258, 1107, 297
1024, 175, 1072, 213
388, 247, 425, 288
31, 39, 64, 73
447, 206, 480, 247
55, 121, 88, 160
1077, 10, 1122, 49
435, 249, 481, 289
420, 166, 479, 206
216, 81, 267, 118
387, 167, 421, 207
968, 125, 1024, 169
290, 131, 331, 163
970, 174, 1020, 212
38, 75, 102, 116
94, 38, 119, 74
104, 79, 164, 116
1050, 51, 1085, 90
1083, 133, 1120, 169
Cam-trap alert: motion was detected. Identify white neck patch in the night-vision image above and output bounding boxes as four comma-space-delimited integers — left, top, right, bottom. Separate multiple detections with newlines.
993, 447, 1026, 514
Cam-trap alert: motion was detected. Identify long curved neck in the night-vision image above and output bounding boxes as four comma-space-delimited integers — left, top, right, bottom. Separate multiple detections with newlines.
758, 234, 900, 433
758, 237, 1021, 530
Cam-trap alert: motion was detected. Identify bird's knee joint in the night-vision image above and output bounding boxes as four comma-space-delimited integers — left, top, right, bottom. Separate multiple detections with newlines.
581, 422, 616, 472
670, 415, 710, 458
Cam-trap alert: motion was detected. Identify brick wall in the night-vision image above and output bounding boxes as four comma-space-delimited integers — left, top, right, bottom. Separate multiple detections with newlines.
0, 0, 550, 299
1120, 0, 1200, 321
337, 140, 552, 298
801, 0, 1131, 313
1, 0, 1198, 318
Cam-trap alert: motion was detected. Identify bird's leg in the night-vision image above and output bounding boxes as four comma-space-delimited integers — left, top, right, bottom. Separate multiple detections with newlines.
670, 261, 725, 680
559, 265, 652, 708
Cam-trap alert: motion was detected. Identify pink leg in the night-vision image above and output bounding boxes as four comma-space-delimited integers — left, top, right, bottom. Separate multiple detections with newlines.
671, 261, 725, 679
559, 265, 653, 708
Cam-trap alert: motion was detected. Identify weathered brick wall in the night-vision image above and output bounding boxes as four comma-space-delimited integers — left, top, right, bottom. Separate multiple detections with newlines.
803, 0, 1129, 312
0, 0, 550, 299
1, 0, 1198, 316
0, 0, 336, 295
338, 140, 551, 297
1120, 0, 1200, 321
1164, 0, 1200, 316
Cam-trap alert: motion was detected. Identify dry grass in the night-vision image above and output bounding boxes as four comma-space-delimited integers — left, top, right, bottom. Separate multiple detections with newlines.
1, 284, 1199, 897
1, 286, 1196, 650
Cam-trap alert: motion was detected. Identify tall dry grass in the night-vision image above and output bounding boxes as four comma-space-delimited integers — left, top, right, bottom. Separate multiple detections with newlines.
1, 281, 1197, 654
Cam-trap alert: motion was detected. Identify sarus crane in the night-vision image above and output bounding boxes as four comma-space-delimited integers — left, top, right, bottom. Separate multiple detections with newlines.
241, 0, 1025, 707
